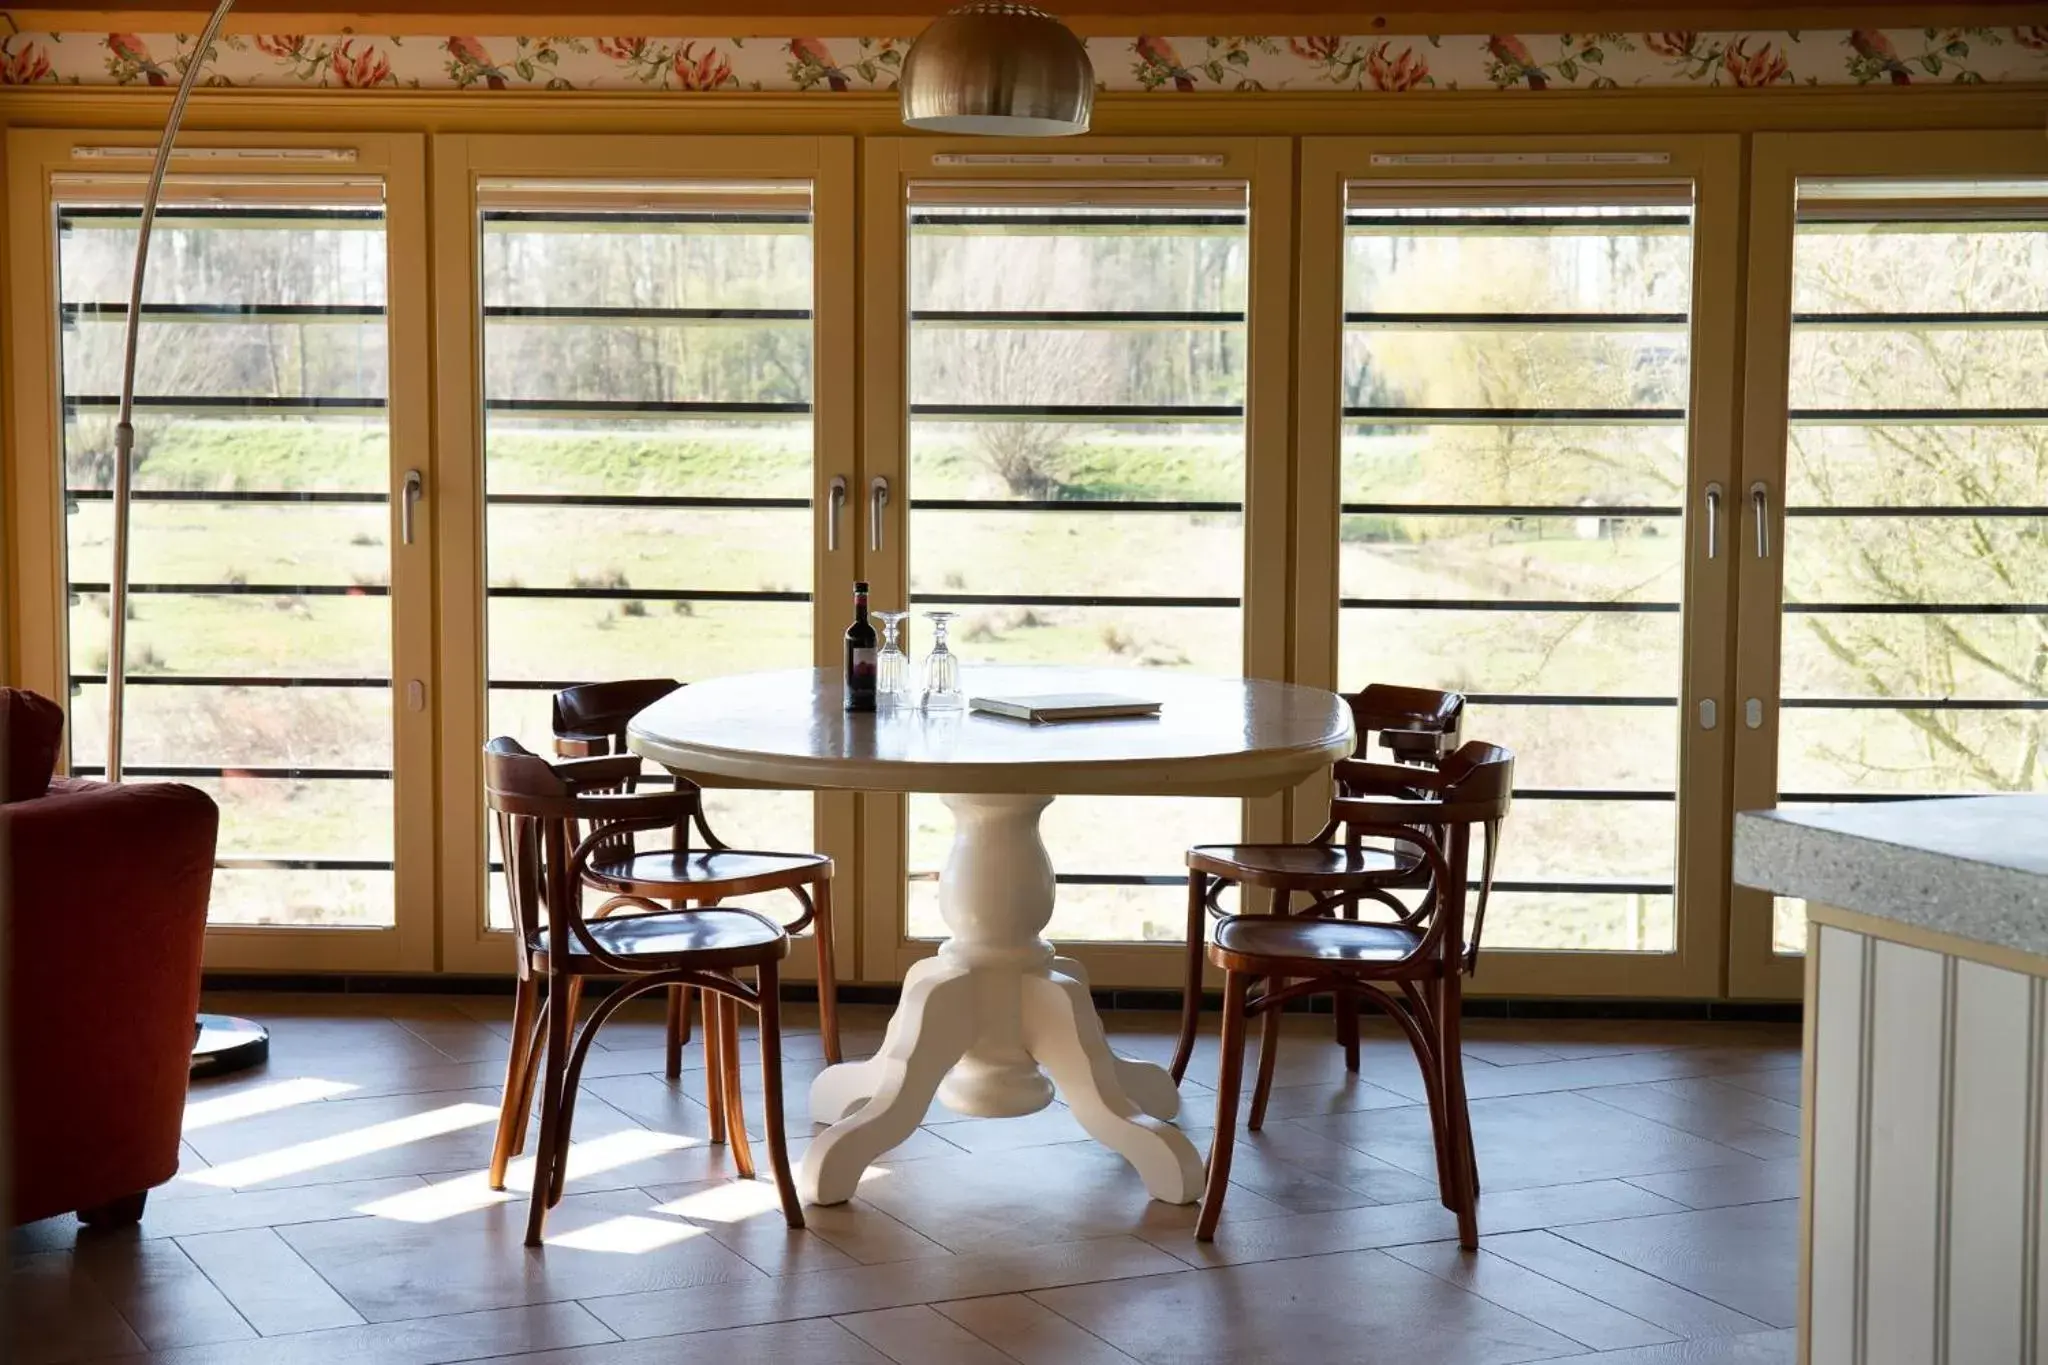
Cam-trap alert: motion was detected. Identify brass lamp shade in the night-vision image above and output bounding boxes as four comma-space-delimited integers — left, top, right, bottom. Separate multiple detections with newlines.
899, 3, 1095, 137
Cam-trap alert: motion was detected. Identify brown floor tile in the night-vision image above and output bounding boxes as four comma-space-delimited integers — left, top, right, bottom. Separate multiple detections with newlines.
8, 1250, 153, 1365
1574, 1079, 1801, 1159
69, 1235, 257, 1351
490, 1317, 894, 1364
278, 1186, 764, 1323
1479, 1230, 1775, 1337
1384, 1241, 1678, 1353
1292, 1090, 1759, 1192
581, 1234, 1188, 1340
1035, 1247, 1577, 1364
173, 1227, 365, 1335
835, 1304, 1016, 1363
1154, 1179, 1684, 1269
1620, 1160, 1800, 1211
1549, 1201, 1800, 1329
1537, 1329, 1796, 1363
641, 1179, 863, 1276
116, 1301, 617, 1365
938, 1293, 1142, 1363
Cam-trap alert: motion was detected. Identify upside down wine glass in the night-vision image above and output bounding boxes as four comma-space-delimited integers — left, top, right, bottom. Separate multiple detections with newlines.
874, 611, 911, 709
920, 611, 964, 712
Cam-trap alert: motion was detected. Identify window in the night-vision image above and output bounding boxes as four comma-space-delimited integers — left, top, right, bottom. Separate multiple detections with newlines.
1771, 178, 2048, 951
1335, 189, 1699, 953
474, 180, 819, 922
55, 185, 400, 927
902, 189, 1251, 942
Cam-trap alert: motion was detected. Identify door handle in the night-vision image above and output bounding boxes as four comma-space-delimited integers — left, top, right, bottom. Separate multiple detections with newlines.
1750, 480, 1771, 559
827, 475, 848, 553
1703, 482, 1723, 560
401, 468, 423, 546
870, 476, 891, 553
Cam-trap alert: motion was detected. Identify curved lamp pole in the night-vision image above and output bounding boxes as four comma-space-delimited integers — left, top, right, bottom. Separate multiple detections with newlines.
113, 0, 269, 1075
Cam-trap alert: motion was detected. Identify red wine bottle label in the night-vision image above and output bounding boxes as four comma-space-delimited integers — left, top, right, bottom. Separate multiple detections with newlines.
849, 648, 877, 681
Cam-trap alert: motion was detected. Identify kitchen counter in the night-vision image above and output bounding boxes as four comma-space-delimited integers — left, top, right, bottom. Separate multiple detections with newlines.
1734, 794, 2048, 958
1733, 794, 2048, 1365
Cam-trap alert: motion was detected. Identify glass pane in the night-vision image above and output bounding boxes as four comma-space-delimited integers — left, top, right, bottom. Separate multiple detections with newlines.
55, 196, 397, 928
1343, 328, 1689, 412
1342, 424, 1686, 506
479, 184, 819, 930
905, 190, 1251, 942
1336, 189, 1700, 954
1773, 183, 2048, 954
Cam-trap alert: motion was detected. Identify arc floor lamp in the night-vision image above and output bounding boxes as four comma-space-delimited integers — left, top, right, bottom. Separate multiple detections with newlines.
111, 0, 269, 1075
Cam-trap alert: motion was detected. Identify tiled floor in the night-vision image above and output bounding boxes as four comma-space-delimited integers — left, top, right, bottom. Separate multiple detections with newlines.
10, 993, 1802, 1364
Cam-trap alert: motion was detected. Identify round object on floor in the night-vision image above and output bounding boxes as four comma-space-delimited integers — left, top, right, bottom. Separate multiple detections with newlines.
191, 1014, 269, 1077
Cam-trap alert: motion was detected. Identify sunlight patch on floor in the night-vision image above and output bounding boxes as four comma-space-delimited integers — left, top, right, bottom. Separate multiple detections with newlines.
356, 1127, 704, 1223
188, 1102, 501, 1187
183, 1077, 359, 1133
548, 1214, 709, 1254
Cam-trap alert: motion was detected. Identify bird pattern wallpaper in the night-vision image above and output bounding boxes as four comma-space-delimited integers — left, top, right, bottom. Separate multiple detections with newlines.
2, 28, 2044, 90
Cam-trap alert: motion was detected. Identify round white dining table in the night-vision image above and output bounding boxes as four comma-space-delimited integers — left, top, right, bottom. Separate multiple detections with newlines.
627, 664, 1354, 1207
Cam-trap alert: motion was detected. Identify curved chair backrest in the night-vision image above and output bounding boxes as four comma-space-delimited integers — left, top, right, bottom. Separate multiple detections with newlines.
1346, 684, 1464, 768
1329, 739, 1513, 971
483, 736, 697, 976
551, 678, 682, 758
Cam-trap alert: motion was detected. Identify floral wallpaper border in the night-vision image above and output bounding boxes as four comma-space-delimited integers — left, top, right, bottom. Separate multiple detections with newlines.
2, 28, 2045, 91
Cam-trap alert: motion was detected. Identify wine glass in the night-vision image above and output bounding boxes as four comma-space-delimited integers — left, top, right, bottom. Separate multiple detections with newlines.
874, 611, 910, 709
920, 611, 964, 712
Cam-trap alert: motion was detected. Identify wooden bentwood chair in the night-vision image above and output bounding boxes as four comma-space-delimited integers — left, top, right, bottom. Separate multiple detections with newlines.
1182, 740, 1512, 1245
551, 679, 842, 1091
484, 737, 804, 1245
1170, 684, 1467, 1084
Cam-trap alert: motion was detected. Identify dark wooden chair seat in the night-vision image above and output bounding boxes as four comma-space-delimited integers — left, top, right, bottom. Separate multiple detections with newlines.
586, 848, 832, 899
1210, 915, 1424, 967
530, 906, 788, 970
1186, 843, 1417, 889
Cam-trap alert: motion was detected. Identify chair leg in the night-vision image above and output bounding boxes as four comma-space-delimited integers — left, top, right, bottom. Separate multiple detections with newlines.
489, 974, 541, 1190
1170, 872, 1206, 1085
511, 984, 551, 1157
524, 970, 573, 1247
719, 992, 756, 1179
704, 986, 728, 1146
1197, 970, 1252, 1242
666, 986, 690, 1080
756, 961, 805, 1228
1336, 989, 1361, 1074
1247, 977, 1283, 1132
812, 876, 842, 1065
1438, 972, 1479, 1249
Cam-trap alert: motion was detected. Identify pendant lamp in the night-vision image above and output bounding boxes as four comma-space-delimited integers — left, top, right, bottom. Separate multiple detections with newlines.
899, 3, 1095, 137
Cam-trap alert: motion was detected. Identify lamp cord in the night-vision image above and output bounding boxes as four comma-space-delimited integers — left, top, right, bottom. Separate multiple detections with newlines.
107, 0, 237, 785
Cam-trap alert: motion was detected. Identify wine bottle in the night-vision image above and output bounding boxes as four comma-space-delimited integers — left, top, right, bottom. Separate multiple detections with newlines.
844, 580, 878, 712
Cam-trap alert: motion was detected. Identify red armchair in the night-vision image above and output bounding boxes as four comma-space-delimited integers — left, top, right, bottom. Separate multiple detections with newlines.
4, 688, 218, 1227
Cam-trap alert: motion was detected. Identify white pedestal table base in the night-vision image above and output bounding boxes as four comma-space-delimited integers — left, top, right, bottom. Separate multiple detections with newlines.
799, 792, 1204, 1206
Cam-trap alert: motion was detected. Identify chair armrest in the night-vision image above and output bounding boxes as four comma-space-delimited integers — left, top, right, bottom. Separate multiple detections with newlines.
1333, 758, 1445, 798
553, 754, 645, 791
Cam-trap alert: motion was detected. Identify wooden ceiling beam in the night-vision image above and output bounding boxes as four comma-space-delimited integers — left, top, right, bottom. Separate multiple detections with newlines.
6, 0, 2044, 36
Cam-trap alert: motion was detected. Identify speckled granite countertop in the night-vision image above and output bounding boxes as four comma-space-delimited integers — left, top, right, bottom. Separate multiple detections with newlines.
1734, 796, 2048, 958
